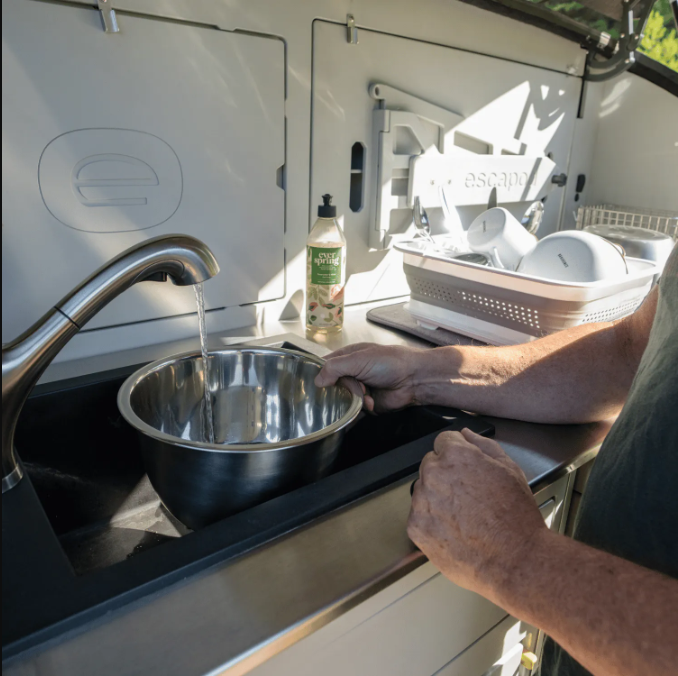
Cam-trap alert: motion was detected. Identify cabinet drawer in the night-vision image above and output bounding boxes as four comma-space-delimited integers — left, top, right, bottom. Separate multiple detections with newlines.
252, 565, 507, 676
253, 476, 572, 676
435, 615, 526, 676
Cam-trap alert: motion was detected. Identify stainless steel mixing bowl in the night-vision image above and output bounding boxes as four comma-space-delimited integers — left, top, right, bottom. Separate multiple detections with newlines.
118, 347, 362, 529
583, 224, 675, 270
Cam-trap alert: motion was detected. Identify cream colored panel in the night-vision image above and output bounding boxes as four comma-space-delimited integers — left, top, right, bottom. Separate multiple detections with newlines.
252, 564, 507, 676
435, 615, 525, 676
2, 0, 284, 342
311, 21, 580, 304
588, 74, 678, 212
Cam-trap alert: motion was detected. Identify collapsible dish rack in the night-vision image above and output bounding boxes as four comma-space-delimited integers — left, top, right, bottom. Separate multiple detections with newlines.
396, 239, 659, 346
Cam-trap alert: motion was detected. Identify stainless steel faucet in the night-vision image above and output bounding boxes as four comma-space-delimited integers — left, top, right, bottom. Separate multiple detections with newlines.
2, 234, 220, 493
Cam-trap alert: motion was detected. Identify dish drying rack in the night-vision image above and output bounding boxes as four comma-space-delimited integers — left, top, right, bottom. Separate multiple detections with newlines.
395, 240, 658, 346
575, 204, 678, 240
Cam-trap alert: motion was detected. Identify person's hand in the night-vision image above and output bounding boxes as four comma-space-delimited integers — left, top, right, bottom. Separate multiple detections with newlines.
407, 428, 548, 602
315, 343, 428, 413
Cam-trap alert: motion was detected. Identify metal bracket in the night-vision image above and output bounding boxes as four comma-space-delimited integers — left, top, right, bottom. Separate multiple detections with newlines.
346, 15, 358, 44
97, 0, 120, 34
585, 0, 651, 82
368, 82, 559, 250
369, 83, 464, 249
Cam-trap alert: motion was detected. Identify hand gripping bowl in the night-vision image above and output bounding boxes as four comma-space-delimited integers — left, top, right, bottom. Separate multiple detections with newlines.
118, 347, 363, 529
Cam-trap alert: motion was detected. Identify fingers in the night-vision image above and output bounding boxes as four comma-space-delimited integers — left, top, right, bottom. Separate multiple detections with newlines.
316, 355, 358, 387
364, 394, 375, 412
433, 430, 476, 455
337, 378, 377, 416
315, 347, 376, 387
323, 343, 376, 360
431, 428, 509, 464
460, 428, 506, 460
431, 429, 517, 476
337, 376, 365, 401
460, 429, 525, 480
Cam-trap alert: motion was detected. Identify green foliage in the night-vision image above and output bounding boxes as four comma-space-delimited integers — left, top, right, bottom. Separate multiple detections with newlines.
524, 0, 678, 72
638, 8, 678, 72
527, 0, 619, 37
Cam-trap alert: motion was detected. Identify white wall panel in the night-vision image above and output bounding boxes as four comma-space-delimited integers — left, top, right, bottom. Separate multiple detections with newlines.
587, 73, 678, 212
2, 0, 592, 365
311, 22, 580, 304
2, 0, 284, 342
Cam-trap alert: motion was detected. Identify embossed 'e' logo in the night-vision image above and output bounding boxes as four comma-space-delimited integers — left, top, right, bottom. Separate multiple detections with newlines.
71, 154, 160, 207
39, 129, 183, 233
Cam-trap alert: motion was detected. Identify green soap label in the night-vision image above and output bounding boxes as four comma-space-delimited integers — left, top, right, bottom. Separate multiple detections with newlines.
309, 246, 343, 285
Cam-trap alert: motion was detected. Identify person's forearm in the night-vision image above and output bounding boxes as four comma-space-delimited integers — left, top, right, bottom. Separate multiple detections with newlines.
483, 530, 678, 676
412, 321, 635, 423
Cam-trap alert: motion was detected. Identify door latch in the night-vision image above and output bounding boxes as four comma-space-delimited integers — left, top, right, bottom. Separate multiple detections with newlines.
97, 0, 120, 34
346, 15, 358, 44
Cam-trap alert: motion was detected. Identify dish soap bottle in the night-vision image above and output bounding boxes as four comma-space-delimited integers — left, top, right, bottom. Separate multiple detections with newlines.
306, 194, 346, 334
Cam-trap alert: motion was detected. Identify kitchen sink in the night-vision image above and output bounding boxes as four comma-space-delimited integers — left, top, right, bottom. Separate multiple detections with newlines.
15, 341, 493, 577
5, 337, 492, 655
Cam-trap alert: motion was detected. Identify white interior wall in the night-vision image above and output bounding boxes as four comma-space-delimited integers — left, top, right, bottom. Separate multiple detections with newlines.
310, 21, 582, 304
3, 0, 594, 365
3, 2, 287, 342
586, 73, 678, 212
559, 82, 604, 231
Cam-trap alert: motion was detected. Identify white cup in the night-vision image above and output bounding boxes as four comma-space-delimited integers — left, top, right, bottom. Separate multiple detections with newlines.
517, 231, 628, 282
467, 207, 536, 270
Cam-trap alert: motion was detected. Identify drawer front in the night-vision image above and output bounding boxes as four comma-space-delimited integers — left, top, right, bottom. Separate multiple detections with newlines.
252, 475, 572, 676
252, 563, 507, 676
435, 615, 526, 676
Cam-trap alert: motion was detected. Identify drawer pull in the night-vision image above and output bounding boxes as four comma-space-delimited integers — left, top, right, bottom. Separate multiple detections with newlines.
521, 651, 538, 671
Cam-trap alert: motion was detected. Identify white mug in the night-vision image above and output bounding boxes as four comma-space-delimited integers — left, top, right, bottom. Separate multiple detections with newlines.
517, 231, 628, 282
467, 208, 536, 270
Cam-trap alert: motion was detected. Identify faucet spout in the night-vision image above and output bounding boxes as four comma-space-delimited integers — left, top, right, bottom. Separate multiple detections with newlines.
57, 234, 220, 328
2, 234, 219, 492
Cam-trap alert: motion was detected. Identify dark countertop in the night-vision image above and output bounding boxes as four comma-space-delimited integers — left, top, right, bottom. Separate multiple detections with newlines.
3, 301, 612, 675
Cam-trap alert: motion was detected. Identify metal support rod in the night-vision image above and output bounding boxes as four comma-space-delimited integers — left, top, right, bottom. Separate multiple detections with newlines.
585, 0, 654, 82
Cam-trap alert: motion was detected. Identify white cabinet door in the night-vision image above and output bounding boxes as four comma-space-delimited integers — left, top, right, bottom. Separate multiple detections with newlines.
311, 21, 579, 305
2, 0, 284, 340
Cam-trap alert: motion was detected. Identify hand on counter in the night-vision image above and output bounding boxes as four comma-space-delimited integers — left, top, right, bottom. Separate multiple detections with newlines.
407, 428, 545, 601
409, 430, 678, 676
